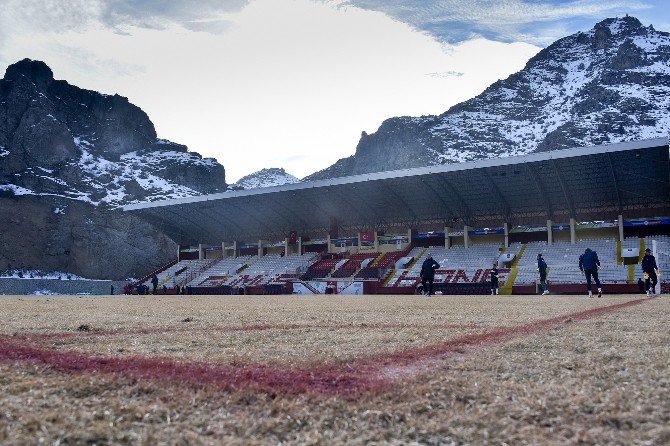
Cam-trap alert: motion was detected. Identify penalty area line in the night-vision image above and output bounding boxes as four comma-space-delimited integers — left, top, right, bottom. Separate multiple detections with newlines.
0, 298, 653, 397
9, 322, 481, 343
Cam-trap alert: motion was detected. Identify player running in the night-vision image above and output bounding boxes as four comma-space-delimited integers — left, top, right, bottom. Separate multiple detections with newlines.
420, 253, 440, 296
537, 253, 549, 295
579, 248, 602, 298
490, 263, 499, 295
641, 248, 659, 297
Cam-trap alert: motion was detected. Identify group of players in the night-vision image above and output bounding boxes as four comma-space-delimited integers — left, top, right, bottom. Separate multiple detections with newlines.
535, 248, 604, 297
419, 247, 661, 297
534, 247, 661, 297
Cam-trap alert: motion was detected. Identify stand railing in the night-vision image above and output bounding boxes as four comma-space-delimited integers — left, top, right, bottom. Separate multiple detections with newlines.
133, 259, 178, 287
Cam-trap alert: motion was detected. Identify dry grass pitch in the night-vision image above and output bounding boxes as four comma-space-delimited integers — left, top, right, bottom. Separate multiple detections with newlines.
0, 294, 668, 444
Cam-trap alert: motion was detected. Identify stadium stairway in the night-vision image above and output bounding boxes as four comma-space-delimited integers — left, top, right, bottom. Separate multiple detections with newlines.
373, 250, 408, 285
382, 269, 395, 286
134, 259, 178, 287
383, 247, 426, 287
354, 249, 409, 282
406, 248, 427, 270
369, 252, 385, 267
158, 275, 173, 288
500, 243, 526, 295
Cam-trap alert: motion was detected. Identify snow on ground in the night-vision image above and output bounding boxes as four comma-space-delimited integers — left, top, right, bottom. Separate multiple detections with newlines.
0, 184, 35, 195
122, 150, 219, 169
32, 289, 60, 295
0, 270, 92, 280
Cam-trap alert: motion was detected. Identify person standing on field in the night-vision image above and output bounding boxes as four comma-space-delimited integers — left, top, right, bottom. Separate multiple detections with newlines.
151, 275, 159, 294
579, 248, 602, 298
420, 253, 440, 296
641, 248, 659, 297
490, 263, 499, 295
537, 253, 549, 295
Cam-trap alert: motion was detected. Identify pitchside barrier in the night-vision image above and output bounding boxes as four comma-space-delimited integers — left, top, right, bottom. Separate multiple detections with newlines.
426, 282, 491, 295
186, 284, 289, 295
512, 283, 642, 295
0, 278, 127, 296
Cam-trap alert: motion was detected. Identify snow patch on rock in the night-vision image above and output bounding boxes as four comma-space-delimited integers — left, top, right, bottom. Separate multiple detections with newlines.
234, 168, 300, 190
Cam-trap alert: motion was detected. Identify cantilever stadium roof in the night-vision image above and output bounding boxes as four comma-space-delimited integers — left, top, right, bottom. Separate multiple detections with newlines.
124, 138, 670, 245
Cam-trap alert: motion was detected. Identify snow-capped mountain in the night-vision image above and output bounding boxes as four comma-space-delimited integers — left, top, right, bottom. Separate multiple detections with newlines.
0, 59, 227, 279
0, 59, 227, 206
307, 16, 670, 180
233, 168, 300, 190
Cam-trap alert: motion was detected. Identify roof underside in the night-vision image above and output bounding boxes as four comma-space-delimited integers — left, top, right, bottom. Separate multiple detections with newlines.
125, 139, 670, 244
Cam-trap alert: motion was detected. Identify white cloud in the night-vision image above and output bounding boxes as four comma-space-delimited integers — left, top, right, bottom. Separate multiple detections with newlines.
337, 0, 652, 44
0, 0, 539, 181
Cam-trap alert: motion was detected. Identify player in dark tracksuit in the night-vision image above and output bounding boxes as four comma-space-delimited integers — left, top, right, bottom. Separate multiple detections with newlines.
537, 253, 549, 295
420, 253, 440, 296
151, 275, 159, 294
641, 248, 659, 296
579, 248, 602, 298
490, 263, 499, 295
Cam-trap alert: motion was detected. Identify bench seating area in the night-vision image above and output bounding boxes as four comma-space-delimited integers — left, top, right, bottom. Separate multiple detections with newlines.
192, 254, 318, 287
386, 244, 511, 288
515, 239, 626, 284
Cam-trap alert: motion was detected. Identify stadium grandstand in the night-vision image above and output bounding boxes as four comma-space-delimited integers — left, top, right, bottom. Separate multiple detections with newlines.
124, 138, 670, 295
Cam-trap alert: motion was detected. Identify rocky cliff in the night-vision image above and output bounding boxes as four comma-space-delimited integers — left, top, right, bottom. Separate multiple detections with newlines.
306, 16, 670, 180
0, 59, 227, 279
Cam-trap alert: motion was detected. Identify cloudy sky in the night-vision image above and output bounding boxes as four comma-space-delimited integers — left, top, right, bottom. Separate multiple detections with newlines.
0, 0, 667, 181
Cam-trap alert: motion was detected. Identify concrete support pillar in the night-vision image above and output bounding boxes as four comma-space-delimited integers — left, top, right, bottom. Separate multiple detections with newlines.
232, 241, 238, 258
618, 214, 624, 242
177, 245, 182, 262
222, 242, 228, 258
547, 220, 553, 245
373, 231, 379, 251
198, 243, 205, 260
329, 217, 339, 239
298, 237, 303, 255
445, 227, 451, 249
407, 228, 413, 243
570, 218, 577, 244
327, 234, 331, 253
503, 223, 510, 248
257, 240, 264, 257
284, 238, 289, 256
464, 225, 471, 248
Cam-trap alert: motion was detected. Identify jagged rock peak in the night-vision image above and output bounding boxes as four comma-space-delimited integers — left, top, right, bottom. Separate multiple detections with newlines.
4, 59, 54, 86
233, 167, 300, 190
593, 16, 644, 35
